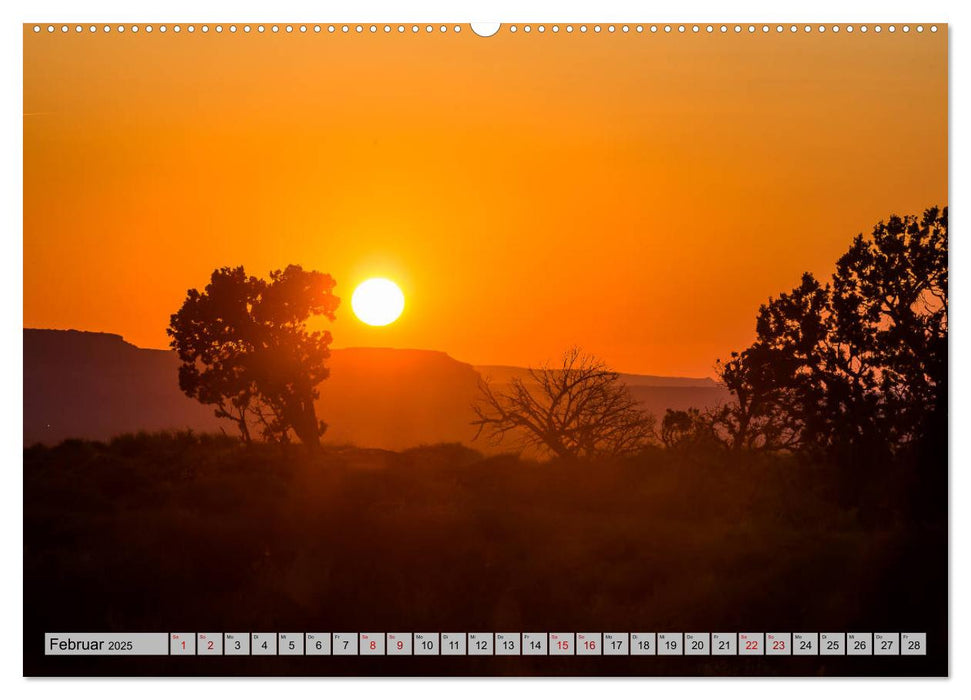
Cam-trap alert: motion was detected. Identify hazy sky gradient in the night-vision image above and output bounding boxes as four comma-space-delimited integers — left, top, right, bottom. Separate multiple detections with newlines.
24, 26, 947, 376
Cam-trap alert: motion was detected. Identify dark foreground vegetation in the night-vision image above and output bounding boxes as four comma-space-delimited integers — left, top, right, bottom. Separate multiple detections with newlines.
24, 431, 945, 676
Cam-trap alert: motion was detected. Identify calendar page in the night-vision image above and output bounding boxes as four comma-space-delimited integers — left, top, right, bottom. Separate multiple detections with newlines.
22, 21, 947, 677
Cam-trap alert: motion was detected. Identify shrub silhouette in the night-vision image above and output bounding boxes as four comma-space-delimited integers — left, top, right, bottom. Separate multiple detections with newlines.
660, 408, 722, 451
168, 265, 339, 448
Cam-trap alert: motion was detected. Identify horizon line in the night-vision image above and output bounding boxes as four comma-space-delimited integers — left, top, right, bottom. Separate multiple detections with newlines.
22, 326, 720, 382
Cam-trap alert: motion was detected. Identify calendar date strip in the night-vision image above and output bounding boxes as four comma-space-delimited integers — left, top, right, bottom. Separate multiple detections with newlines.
45, 632, 927, 657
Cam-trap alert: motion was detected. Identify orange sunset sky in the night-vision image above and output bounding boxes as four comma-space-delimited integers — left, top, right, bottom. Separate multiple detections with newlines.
24, 25, 947, 377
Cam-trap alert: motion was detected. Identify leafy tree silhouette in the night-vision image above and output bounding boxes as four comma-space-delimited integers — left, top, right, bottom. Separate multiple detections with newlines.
472, 347, 656, 459
716, 206, 947, 460
168, 265, 339, 448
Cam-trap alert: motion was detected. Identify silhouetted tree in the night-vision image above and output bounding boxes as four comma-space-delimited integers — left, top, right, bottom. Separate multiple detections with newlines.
472, 347, 656, 459
710, 345, 803, 452
168, 265, 339, 448
717, 207, 947, 459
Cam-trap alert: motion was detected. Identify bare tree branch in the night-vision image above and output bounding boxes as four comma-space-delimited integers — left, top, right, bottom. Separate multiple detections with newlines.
472, 347, 656, 459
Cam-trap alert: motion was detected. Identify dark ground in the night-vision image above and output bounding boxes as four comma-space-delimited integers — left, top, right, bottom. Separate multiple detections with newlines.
23, 432, 947, 676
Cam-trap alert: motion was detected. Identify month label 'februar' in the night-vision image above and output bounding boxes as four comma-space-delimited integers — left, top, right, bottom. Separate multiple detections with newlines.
46, 634, 169, 655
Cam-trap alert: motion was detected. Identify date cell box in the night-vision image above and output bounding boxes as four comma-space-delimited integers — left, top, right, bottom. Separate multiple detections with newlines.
495, 633, 520, 655
658, 632, 683, 656
767, 632, 792, 656
901, 633, 927, 656
550, 632, 574, 655
577, 633, 602, 656
739, 633, 764, 656
197, 633, 222, 656
224, 633, 250, 655
820, 633, 846, 655
847, 633, 872, 656
793, 633, 819, 656
252, 633, 277, 655
387, 633, 412, 655
170, 633, 195, 656
306, 633, 331, 655
685, 633, 709, 655
604, 633, 629, 655
414, 633, 439, 655
360, 633, 385, 655
332, 633, 358, 655
874, 633, 899, 655
441, 633, 466, 655
631, 633, 657, 655
712, 633, 736, 655
468, 633, 493, 655
523, 633, 548, 655
279, 633, 303, 655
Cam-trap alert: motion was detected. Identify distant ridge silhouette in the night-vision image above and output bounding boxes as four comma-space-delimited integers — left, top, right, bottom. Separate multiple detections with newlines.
474, 364, 720, 388
23, 329, 729, 447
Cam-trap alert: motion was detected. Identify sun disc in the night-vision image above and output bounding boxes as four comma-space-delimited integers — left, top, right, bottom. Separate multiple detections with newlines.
351, 278, 405, 326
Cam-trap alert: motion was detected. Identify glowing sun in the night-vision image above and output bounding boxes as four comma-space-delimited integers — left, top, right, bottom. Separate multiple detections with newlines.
351, 278, 405, 326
